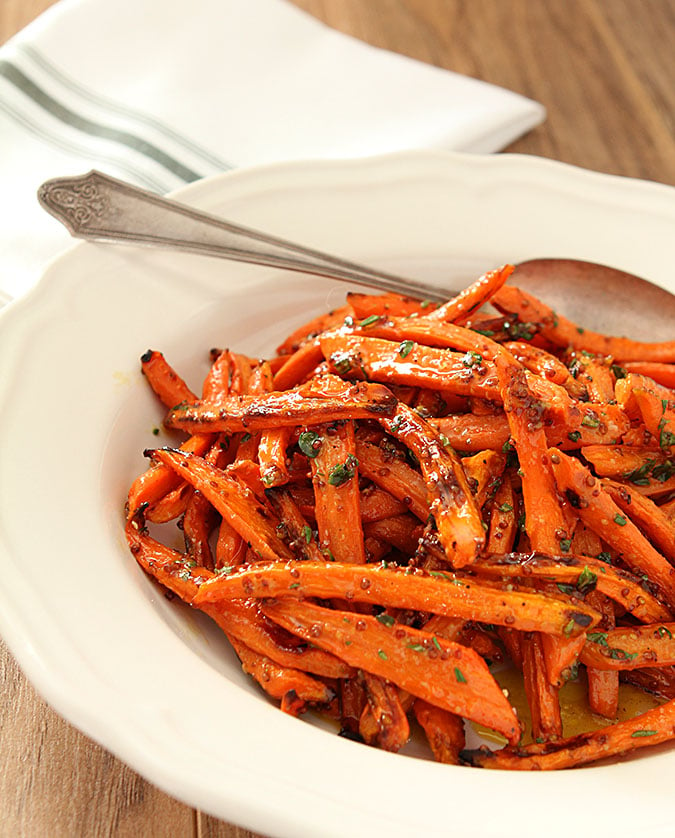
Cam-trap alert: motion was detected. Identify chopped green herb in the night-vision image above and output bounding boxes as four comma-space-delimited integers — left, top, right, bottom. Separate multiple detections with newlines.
399, 339, 415, 358
359, 314, 380, 327
567, 431, 582, 443
298, 430, 323, 458
581, 413, 600, 428
420, 300, 433, 309
497, 502, 513, 513
472, 328, 495, 337
376, 613, 396, 628
614, 514, 627, 526
556, 583, 576, 596
462, 350, 483, 368
152, 427, 160, 436
215, 565, 235, 575
576, 565, 597, 594
432, 636, 442, 652
559, 537, 573, 553
454, 667, 467, 683
631, 730, 657, 738
289, 582, 300, 589
407, 642, 426, 653
303, 525, 312, 544
328, 454, 359, 486
596, 551, 613, 564
611, 364, 627, 379
563, 619, 577, 637
240, 432, 252, 443
377, 649, 388, 660
658, 626, 673, 639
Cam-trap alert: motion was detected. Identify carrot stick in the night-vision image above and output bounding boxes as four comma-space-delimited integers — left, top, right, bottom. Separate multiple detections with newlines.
310, 421, 366, 564
580, 622, 675, 670
359, 485, 409, 522
363, 514, 420, 555
125, 516, 351, 678
181, 490, 218, 569
258, 425, 293, 488
380, 403, 486, 567
140, 349, 197, 407
504, 341, 585, 397
461, 449, 506, 509
414, 699, 465, 764
486, 479, 518, 553
276, 305, 352, 355
260, 598, 521, 743
347, 292, 438, 319
462, 695, 675, 769
471, 553, 671, 624
272, 340, 324, 390
214, 517, 246, 568
549, 449, 675, 607
423, 265, 514, 324
494, 353, 570, 555
623, 361, 675, 390
603, 479, 675, 563
361, 672, 410, 752
522, 632, 563, 741
265, 488, 325, 562
202, 349, 232, 403
147, 448, 294, 562
585, 590, 619, 719
229, 635, 334, 713
492, 284, 675, 362
193, 560, 600, 636
164, 381, 397, 434
354, 437, 429, 521
144, 482, 192, 523
320, 333, 501, 399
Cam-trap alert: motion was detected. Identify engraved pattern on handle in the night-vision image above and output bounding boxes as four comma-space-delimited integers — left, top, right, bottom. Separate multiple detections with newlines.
37, 170, 452, 301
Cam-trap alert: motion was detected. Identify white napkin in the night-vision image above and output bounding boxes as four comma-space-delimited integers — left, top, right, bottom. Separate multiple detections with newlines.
0, 0, 544, 302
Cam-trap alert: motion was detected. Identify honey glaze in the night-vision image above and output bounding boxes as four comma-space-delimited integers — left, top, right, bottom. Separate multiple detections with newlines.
473, 665, 662, 746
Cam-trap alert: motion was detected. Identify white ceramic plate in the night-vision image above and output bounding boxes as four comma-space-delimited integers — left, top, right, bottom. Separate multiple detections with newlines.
1, 151, 675, 838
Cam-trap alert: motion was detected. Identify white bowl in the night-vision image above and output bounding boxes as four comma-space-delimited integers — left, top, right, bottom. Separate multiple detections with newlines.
1, 150, 674, 838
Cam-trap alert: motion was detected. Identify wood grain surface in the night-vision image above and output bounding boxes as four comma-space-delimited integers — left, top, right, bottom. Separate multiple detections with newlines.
0, 1, 674, 836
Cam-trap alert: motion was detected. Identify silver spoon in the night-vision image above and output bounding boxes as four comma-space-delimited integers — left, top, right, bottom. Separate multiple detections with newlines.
37, 170, 675, 341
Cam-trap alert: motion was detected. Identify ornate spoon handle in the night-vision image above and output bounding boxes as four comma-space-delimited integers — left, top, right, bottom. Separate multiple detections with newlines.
38, 170, 452, 301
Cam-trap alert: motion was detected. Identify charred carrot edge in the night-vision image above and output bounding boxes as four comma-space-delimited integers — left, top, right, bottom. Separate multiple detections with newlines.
603, 479, 675, 563
461, 695, 675, 770
125, 517, 351, 679
522, 633, 563, 741
228, 635, 334, 712
310, 421, 366, 564
380, 403, 486, 567
361, 673, 411, 752
495, 354, 569, 555
414, 699, 465, 764
354, 437, 429, 521
260, 598, 521, 744
549, 449, 675, 608
193, 560, 600, 636
492, 284, 675, 362
424, 265, 514, 324
148, 448, 294, 562
140, 349, 197, 407
470, 553, 671, 623
164, 381, 397, 433
580, 621, 675, 671
319, 332, 501, 399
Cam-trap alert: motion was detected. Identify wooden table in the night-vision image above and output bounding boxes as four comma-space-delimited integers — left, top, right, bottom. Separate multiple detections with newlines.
1, 1, 674, 835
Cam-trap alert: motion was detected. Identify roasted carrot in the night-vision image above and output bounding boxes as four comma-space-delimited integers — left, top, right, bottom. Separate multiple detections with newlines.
310, 421, 366, 564
522, 632, 563, 741
424, 265, 514, 324
462, 696, 675, 769
164, 380, 397, 433
623, 361, 675, 390
603, 479, 675, 563
260, 598, 521, 743
414, 699, 465, 764
492, 284, 675, 362
354, 437, 429, 521
380, 403, 486, 567
361, 673, 411, 752
193, 560, 599, 636
140, 349, 197, 407
147, 448, 294, 562
549, 449, 675, 607
580, 622, 675, 670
